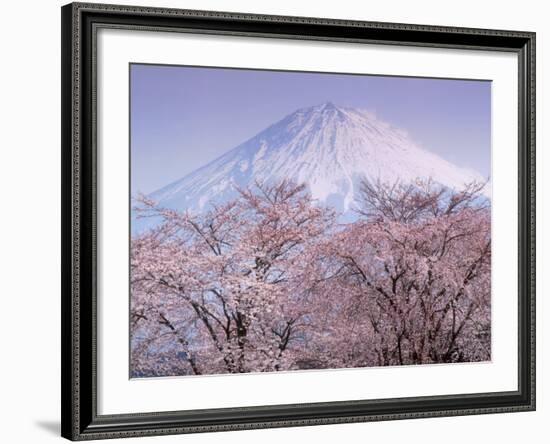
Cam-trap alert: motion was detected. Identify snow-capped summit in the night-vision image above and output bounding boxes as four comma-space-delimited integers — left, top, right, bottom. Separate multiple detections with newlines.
135, 102, 486, 230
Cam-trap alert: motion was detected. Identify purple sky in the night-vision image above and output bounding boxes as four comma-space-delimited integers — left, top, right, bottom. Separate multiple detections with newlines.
131, 64, 491, 195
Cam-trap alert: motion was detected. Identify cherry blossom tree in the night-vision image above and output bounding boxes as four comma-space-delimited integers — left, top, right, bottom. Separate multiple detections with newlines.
305, 179, 491, 367
130, 181, 335, 376
130, 178, 491, 376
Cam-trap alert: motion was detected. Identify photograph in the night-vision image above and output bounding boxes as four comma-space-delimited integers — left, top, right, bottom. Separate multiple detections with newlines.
129, 64, 492, 378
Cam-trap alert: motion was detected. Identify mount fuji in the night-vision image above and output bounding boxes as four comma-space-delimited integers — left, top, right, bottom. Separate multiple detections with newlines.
134, 102, 487, 232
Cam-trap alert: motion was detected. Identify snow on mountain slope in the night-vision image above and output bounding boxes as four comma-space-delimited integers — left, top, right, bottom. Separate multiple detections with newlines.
134, 102, 487, 231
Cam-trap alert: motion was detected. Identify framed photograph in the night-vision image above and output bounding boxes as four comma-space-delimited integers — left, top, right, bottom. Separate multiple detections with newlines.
61, 2, 535, 440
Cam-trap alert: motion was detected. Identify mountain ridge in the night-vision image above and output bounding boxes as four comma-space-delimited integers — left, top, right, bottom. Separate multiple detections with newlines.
134, 102, 487, 232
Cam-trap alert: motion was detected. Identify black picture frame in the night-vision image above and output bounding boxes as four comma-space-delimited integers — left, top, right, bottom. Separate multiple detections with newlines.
61, 2, 536, 440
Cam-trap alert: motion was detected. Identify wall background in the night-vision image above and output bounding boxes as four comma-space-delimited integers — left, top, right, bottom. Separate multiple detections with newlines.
0, 0, 545, 442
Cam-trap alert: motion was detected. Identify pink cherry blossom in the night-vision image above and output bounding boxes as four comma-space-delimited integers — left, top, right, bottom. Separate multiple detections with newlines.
130, 179, 490, 377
